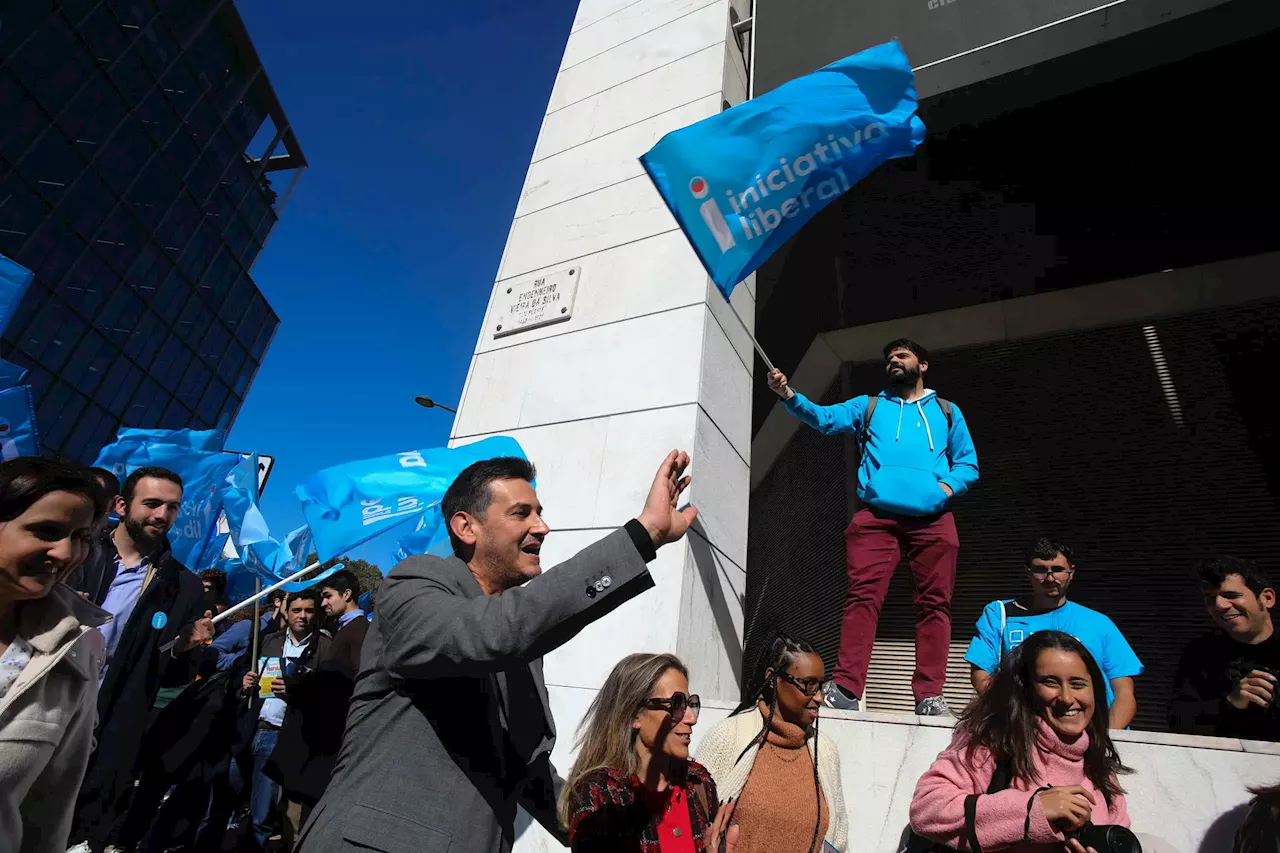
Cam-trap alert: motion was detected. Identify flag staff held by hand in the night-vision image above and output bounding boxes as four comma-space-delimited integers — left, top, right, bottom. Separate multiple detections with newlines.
159, 560, 322, 653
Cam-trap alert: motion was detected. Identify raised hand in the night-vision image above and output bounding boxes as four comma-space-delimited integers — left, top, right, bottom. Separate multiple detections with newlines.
767, 369, 794, 400
702, 798, 739, 853
637, 450, 697, 548
175, 610, 215, 654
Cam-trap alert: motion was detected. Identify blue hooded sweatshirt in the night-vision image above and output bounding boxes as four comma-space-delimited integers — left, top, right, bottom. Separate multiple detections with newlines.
783, 388, 979, 516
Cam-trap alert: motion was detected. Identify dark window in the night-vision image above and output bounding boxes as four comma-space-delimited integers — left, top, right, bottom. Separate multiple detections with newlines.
19, 215, 85, 289
133, 11, 181, 78
125, 375, 167, 425
64, 402, 116, 463
59, 70, 129, 150
204, 246, 236, 301
0, 2, 55, 59
150, 266, 188, 324
63, 330, 117, 396
234, 297, 265, 347
96, 116, 152, 197
57, 250, 116, 316
163, 128, 200, 178
187, 152, 219, 202
79, 5, 131, 65
199, 317, 229, 363
98, 284, 145, 347
179, 218, 218, 282
0, 175, 49, 257
96, 203, 146, 272
127, 162, 180, 228
151, 332, 191, 392
59, 169, 115, 241
23, 298, 86, 372
38, 381, 89, 449
123, 307, 166, 366
176, 292, 212, 345
156, 193, 198, 253
159, 396, 192, 429
9, 13, 96, 113
222, 273, 253, 327
136, 87, 179, 144
0, 70, 50, 163
196, 377, 227, 424
108, 46, 156, 108
100, 357, 145, 418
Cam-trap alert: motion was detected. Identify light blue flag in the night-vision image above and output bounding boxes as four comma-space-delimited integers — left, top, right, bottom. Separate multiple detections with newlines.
391, 507, 453, 563
0, 385, 39, 461
0, 253, 34, 335
640, 40, 926, 298
297, 436, 528, 562
94, 427, 227, 480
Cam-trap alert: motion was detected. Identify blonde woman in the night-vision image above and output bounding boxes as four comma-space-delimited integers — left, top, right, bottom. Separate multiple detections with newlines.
695, 634, 848, 853
562, 653, 739, 852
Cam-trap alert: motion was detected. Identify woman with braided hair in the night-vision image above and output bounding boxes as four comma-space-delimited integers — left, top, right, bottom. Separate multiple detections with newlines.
695, 634, 849, 853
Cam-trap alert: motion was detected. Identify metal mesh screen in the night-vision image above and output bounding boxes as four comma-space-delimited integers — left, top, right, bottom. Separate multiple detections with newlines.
745, 299, 1280, 730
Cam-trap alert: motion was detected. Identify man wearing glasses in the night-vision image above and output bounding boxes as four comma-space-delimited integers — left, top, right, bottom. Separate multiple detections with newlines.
965, 537, 1143, 729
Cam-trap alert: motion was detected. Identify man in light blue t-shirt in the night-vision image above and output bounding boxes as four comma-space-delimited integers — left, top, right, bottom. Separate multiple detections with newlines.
965, 537, 1143, 728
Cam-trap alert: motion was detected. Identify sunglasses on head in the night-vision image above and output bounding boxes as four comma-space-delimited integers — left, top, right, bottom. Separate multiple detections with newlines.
645, 692, 701, 719
777, 670, 822, 697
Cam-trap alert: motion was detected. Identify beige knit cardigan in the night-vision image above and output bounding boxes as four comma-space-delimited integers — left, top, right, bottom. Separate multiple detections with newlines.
694, 710, 850, 852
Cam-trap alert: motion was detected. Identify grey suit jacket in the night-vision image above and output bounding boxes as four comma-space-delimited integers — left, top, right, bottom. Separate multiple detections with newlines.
295, 525, 656, 853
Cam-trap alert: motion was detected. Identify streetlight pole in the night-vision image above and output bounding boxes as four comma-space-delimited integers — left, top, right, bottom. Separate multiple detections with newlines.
414, 395, 457, 414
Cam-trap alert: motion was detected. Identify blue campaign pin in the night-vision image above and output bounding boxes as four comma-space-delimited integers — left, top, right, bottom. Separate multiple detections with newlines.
151, 611, 168, 630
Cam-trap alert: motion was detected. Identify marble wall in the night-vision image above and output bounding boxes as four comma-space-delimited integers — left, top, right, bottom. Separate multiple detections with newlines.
515, 693, 1280, 852
452, 0, 753, 712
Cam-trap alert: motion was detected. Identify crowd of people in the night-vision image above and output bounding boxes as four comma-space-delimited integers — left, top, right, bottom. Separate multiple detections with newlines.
0, 336, 1276, 853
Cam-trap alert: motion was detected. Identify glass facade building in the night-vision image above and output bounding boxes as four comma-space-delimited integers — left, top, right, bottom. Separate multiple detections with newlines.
0, 0, 305, 461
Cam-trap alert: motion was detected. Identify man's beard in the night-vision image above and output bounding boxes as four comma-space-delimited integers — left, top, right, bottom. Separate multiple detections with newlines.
887, 364, 920, 386
123, 514, 166, 550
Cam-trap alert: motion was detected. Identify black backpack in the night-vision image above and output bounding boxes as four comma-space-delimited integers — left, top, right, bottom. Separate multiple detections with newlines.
899, 758, 1013, 853
860, 395, 954, 455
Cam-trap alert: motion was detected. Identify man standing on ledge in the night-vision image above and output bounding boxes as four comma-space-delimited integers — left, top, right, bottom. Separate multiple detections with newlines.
296, 450, 698, 852
768, 339, 979, 715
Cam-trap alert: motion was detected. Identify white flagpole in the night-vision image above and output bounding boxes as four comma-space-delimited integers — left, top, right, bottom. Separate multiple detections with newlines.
160, 560, 322, 653
723, 294, 776, 374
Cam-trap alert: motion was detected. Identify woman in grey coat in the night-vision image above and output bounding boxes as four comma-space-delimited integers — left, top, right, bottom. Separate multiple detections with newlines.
0, 457, 111, 853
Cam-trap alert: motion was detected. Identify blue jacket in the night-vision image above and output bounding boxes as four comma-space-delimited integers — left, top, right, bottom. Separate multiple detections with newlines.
783, 388, 979, 516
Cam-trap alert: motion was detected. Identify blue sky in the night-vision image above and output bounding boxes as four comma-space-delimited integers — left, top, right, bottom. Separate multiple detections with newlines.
226, 0, 577, 568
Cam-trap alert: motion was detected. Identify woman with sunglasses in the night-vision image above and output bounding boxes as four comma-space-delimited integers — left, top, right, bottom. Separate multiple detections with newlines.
0, 457, 110, 853
910, 630, 1131, 853
561, 653, 739, 852
696, 634, 847, 853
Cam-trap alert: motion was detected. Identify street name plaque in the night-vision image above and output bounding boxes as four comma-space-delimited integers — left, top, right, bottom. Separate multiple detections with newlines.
492, 266, 580, 338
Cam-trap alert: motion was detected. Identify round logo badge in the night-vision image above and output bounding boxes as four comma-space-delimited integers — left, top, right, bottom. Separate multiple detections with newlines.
689, 176, 710, 199
151, 611, 168, 630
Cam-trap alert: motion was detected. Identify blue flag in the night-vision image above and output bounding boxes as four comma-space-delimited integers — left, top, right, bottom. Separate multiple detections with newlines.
0, 253, 33, 335
391, 508, 453, 563
94, 427, 227, 480
640, 41, 925, 298
0, 385, 39, 461
297, 436, 528, 562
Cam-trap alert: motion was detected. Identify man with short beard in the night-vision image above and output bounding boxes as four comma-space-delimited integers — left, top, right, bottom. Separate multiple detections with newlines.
67, 466, 215, 853
769, 338, 979, 716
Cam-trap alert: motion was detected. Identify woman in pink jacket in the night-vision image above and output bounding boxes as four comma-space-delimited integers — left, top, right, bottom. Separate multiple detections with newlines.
910, 630, 1132, 853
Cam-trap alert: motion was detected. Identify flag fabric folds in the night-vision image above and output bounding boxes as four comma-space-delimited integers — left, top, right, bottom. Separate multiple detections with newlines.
640, 40, 926, 299
296, 436, 529, 562
0, 253, 33, 335
0, 385, 39, 461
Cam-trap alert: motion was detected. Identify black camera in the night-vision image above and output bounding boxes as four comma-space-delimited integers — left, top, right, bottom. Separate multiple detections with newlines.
1066, 823, 1143, 853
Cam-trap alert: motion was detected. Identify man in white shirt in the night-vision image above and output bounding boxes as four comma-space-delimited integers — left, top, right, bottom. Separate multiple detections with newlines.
241, 590, 330, 850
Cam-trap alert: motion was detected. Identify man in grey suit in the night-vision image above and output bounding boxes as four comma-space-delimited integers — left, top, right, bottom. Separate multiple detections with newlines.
295, 449, 698, 853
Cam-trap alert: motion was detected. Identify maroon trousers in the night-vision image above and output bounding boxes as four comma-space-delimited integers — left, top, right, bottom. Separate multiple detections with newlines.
832, 507, 960, 702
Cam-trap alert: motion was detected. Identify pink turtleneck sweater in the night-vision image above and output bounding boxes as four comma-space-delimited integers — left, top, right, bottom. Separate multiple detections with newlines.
909, 720, 1129, 851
